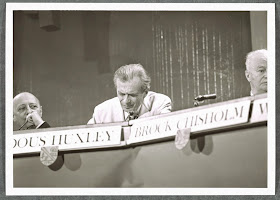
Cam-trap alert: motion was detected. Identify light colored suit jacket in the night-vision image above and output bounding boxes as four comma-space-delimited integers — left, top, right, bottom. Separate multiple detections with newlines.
87, 91, 172, 124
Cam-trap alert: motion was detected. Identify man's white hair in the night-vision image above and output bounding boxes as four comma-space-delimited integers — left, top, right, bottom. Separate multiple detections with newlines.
113, 64, 151, 92
245, 49, 267, 70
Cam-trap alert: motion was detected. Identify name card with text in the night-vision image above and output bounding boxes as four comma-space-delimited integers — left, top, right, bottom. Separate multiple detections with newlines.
250, 98, 267, 123
13, 126, 122, 154
128, 101, 251, 144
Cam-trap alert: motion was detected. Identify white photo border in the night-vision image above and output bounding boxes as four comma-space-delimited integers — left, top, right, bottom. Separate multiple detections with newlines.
6, 3, 275, 195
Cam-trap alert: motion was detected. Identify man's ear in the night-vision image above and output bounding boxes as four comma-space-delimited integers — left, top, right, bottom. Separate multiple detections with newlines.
39, 106, 43, 117
13, 114, 16, 122
245, 70, 250, 82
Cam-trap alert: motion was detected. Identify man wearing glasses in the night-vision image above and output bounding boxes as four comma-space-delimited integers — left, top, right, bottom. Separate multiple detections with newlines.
13, 92, 50, 130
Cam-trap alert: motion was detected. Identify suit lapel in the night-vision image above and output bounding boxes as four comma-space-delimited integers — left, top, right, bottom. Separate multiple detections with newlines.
114, 98, 126, 121
112, 92, 155, 121
138, 103, 150, 118
138, 93, 153, 118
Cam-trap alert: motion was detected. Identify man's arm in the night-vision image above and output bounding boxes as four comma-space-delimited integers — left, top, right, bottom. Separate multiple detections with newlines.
87, 117, 96, 125
141, 93, 172, 118
27, 111, 50, 129
158, 95, 172, 114
87, 106, 101, 125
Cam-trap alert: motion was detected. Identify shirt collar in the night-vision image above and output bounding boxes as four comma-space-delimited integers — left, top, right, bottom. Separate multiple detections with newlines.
124, 104, 142, 119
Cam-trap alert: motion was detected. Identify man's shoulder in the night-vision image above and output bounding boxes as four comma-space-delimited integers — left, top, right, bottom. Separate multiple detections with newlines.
144, 91, 171, 109
94, 97, 120, 111
92, 97, 123, 123
143, 91, 172, 115
146, 91, 171, 102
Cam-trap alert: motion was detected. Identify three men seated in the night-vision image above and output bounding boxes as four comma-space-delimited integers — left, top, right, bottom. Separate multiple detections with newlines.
14, 49, 268, 129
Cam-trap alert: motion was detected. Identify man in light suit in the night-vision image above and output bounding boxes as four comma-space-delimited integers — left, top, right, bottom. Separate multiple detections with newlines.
13, 92, 50, 130
245, 49, 267, 95
88, 64, 172, 124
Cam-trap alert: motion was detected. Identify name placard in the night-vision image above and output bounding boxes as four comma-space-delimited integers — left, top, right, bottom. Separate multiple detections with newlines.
250, 98, 267, 123
127, 101, 251, 144
13, 126, 122, 154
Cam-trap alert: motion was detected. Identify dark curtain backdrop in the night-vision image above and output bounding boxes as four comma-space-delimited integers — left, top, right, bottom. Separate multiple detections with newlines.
13, 11, 252, 127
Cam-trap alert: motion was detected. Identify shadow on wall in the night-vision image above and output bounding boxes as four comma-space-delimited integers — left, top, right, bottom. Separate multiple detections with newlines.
181, 135, 214, 156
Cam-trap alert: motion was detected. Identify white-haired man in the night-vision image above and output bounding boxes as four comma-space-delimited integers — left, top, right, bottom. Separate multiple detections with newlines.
88, 64, 172, 124
13, 92, 50, 130
245, 49, 267, 95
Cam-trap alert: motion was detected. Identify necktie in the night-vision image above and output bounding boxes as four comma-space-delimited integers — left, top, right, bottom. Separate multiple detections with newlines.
125, 112, 139, 121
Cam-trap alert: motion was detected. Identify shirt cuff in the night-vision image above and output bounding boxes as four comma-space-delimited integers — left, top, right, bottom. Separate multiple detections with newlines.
36, 121, 45, 129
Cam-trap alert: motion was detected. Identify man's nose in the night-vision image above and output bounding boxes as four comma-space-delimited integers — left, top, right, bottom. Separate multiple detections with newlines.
26, 105, 32, 113
123, 95, 130, 103
264, 70, 267, 78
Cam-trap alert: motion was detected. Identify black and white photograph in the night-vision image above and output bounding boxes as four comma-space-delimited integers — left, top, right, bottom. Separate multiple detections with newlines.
6, 3, 275, 195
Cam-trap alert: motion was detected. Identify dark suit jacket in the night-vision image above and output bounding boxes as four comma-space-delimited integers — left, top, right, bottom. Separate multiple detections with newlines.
27, 122, 50, 129
38, 122, 50, 129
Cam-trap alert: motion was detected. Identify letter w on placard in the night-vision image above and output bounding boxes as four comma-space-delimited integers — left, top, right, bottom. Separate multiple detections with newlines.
250, 98, 268, 123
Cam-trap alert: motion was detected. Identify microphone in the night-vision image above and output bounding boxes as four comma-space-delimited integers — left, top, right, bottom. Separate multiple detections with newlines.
194, 94, 217, 101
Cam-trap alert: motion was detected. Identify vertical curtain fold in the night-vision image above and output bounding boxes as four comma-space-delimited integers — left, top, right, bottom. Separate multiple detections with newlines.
109, 12, 251, 111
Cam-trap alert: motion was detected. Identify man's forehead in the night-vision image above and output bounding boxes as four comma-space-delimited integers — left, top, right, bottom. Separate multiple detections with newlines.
14, 93, 39, 106
116, 77, 142, 93
250, 57, 267, 68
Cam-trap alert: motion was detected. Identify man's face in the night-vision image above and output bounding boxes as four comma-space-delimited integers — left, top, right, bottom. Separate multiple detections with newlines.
116, 77, 147, 113
13, 93, 42, 127
246, 56, 267, 95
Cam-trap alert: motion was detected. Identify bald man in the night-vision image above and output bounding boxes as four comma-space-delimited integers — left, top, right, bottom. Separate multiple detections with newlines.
13, 92, 50, 130
245, 49, 267, 95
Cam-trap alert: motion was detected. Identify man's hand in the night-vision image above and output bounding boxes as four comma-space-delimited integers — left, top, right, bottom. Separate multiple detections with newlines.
26, 111, 44, 127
